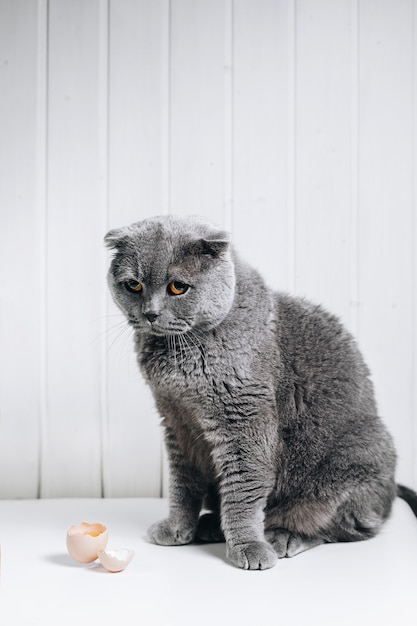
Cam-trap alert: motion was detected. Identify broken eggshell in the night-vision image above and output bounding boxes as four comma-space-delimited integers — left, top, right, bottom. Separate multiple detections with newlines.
98, 548, 135, 573
66, 522, 108, 563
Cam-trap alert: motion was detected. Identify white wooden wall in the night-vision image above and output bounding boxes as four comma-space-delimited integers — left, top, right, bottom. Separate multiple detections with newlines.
0, 0, 416, 498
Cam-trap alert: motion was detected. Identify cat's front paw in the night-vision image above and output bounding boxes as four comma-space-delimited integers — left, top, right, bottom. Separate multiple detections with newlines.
147, 518, 195, 546
226, 541, 277, 570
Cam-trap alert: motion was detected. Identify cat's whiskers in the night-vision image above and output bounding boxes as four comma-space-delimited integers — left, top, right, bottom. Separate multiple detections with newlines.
178, 332, 193, 360
175, 335, 179, 366
178, 333, 191, 364
90, 316, 127, 348
85, 310, 139, 376
169, 334, 177, 368
172, 334, 180, 364
166, 332, 189, 367
186, 329, 208, 370
107, 321, 134, 359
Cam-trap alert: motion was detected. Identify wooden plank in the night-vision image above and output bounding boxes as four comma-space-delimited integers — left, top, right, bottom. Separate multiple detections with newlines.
294, 0, 355, 327
0, 0, 44, 498
41, 0, 106, 496
105, 0, 170, 496
232, 0, 294, 292
358, 0, 414, 484
170, 0, 230, 227
108, 0, 170, 221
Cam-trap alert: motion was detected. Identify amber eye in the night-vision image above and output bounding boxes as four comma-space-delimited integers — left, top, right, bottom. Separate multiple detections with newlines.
168, 281, 189, 296
125, 280, 143, 293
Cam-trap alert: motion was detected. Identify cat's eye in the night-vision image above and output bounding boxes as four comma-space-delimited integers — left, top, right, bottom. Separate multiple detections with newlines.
125, 280, 143, 293
168, 281, 189, 296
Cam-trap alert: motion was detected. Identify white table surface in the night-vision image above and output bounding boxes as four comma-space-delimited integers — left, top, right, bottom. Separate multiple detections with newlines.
0, 497, 416, 625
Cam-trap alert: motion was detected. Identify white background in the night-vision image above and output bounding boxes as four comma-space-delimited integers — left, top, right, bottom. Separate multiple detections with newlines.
0, 0, 416, 499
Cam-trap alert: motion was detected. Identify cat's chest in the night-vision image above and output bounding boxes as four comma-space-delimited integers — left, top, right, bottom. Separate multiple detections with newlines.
137, 333, 233, 392
136, 331, 276, 424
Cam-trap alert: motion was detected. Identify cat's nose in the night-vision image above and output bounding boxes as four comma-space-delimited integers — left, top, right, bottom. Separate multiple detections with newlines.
145, 311, 159, 323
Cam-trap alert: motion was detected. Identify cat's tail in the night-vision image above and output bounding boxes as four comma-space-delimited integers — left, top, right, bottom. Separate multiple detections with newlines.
397, 484, 417, 517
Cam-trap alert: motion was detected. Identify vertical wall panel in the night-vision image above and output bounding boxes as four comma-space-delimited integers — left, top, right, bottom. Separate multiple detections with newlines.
104, 0, 169, 496
295, 0, 356, 327
232, 0, 293, 292
40, 0, 107, 496
0, 0, 43, 498
108, 0, 170, 220
358, 0, 414, 483
170, 0, 230, 226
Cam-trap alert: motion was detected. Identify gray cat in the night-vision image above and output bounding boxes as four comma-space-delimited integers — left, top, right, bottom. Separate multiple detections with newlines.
105, 214, 417, 570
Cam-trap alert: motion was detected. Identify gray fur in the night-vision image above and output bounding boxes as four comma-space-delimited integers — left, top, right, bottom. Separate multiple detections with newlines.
105, 215, 397, 570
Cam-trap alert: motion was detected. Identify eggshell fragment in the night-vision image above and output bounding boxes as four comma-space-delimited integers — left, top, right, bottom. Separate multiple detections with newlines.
66, 522, 108, 563
98, 548, 135, 573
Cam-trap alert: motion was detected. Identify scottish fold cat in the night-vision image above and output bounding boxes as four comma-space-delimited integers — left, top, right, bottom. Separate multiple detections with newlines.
105, 214, 417, 570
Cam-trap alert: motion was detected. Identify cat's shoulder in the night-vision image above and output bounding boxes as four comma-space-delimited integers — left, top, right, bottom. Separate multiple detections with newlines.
275, 291, 355, 349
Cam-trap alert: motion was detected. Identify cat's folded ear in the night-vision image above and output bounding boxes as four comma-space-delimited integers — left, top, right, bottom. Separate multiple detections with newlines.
197, 230, 231, 258
104, 226, 133, 250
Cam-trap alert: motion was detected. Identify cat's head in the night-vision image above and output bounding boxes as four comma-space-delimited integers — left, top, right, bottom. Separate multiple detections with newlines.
105, 215, 236, 336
